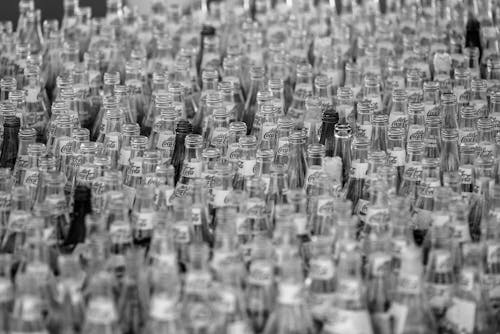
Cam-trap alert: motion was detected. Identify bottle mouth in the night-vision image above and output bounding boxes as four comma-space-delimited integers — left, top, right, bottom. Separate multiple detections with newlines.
229, 122, 247, 133
184, 134, 203, 146
307, 143, 326, 156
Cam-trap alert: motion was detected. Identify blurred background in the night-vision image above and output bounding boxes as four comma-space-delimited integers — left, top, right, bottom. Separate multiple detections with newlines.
0, 0, 193, 28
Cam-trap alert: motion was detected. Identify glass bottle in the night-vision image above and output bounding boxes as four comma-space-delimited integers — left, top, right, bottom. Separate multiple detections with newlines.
131, 185, 155, 247
363, 74, 383, 115
226, 121, 247, 168
123, 136, 148, 206
287, 131, 307, 190
233, 135, 258, 191
181, 243, 217, 333
345, 136, 370, 211
170, 120, 193, 185
246, 235, 276, 333
470, 79, 489, 118
0, 182, 28, 255
64, 185, 90, 249
407, 102, 426, 143
440, 129, 460, 178
176, 134, 203, 195
391, 245, 437, 334
10, 272, 49, 334
356, 100, 374, 139
388, 88, 408, 133
307, 236, 336, 326
263, 255, 315, 334
369, 114, 388, 153
81, 271, 120, 334
150, 106, 176, 163
319, 106, 339, 158
243, 66, 266, 134
478, 117, 496, 160
118, 123, 140, 172
388, 128, 406, 192
209, 107, 229, 154
12, 127, 36, 185
333, 124, 352, 186
22, 143, 45, 203
453, 67, 471, 108
23, 64, 49, 139
421, 80, 439, 122
288, 63, 314, 121
322, 238, 373, 334
0, 115, 20, 169
441, 92, 459, 130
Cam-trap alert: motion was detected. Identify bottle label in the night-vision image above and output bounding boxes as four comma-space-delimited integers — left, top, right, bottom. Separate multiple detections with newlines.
217, 290, 237, 314
58, 138, 73, 155
105, 133, 120, 151
23, 170, 39, 186
305, 167, 323, 186
403, 164, 423, 180
239, 160, 257, 177
370, 253, 392, 276
458, 269, 475, 292
212, 189, 230, 207
173, 224, 190, 243
434, 250, 452, 273
86, 297, 118, 324
366, 207, 389, 230
248, 260, 273, 286
428, 283, 452, 310
261, 122, 276, 141
119, 148, 131, 166
278, 282, 302, 305
459, 166, 473, 186
76, 166, 96, 183
350, 161, 368, 178
479, 142, 495, 159
109, 222, 132, 244
389, 114, 407, 130
149, 296, 176, 321
210, 127, 228, 147
309, 258, 334, 280
445, 298, 476, 334
0, 279, 12, 303
317, 198, 334, 216
133, 211, 154, 231
487, 244, 500, 265
185, 272, 211, 295
130, 157, 143, 176
407, 126, 425, 142
323, 308, 374, 334
201, 172, 215, 189
389, 302, 409, 334
181, 161, 202, 178
26, 87, 39, 103
0, 193, 10, 210
276, 137, 289, 155
294, 216, 307, 235
459, 129, 477, 145
424, 103, 440, 119
45, 196, 67, 214
388, 149, 405, 167
236, 216, 250, 236
336, 279, 361, 302
356, 124, 372, 139
397, 273, 420, 294
16, 155, 30, 169
310, 292, 335, 320
191, 208, 202, 226
227, 321, 248, 334
157, 132, 175, 150
227, 144, 239, 162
